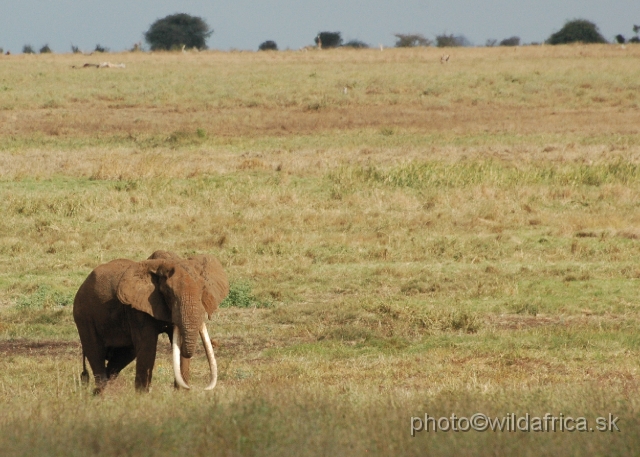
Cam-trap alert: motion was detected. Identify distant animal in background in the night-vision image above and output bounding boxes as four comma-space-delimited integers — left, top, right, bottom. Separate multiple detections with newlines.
440, 54, 450, 64
73, 250, 229, 393
71, 62, 126, 69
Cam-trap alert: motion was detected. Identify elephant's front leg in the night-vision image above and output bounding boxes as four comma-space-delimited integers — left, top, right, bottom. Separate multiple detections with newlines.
134, 335, 159, 392
130, 317, 162, 392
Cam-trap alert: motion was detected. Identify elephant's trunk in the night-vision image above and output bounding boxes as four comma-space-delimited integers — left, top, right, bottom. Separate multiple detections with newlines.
180, 325, 199, 359
174, 295, 202, 359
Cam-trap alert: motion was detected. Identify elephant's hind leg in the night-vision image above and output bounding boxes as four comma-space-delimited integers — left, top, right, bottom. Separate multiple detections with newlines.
84, 350, 109, 394
77, 328, 109, 394
80, 355, 90, 385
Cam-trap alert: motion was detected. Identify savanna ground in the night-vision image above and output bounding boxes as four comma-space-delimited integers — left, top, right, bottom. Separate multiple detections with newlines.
1, 44, 640, 456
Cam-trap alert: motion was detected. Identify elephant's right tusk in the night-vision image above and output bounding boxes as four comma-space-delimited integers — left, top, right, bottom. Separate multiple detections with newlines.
172, 326, 190, 389
200, 322, 218, 390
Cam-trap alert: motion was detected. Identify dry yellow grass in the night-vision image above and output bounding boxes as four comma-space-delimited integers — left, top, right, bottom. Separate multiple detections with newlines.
1, 45, 640, 455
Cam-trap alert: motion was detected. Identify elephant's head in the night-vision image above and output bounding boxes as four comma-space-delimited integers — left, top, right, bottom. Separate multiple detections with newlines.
116, 251, 229, 389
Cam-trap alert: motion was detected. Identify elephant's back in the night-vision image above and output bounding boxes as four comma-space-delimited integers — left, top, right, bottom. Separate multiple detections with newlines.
73, 259, 136, 314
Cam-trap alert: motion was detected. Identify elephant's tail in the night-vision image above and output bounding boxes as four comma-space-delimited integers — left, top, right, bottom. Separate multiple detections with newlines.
80, 353, 90, 385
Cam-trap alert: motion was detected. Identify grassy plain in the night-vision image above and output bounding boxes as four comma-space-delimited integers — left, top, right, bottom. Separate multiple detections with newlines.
1, 44, 640, 455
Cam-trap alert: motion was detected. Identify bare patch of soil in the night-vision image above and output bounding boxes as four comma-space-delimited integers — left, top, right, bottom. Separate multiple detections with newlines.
0, 339, 81, 357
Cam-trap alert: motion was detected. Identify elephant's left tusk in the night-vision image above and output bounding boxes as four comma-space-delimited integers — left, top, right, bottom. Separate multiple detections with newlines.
200, 322, 218, 391
172, 326, 190, 389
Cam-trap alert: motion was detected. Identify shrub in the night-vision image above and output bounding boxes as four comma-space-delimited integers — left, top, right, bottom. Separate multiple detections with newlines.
343, 40, 369, 48
94, 44, 108, 53
394, 34, 431, 47
71, 45, 81, 54
144, 13, 213, 51
220, 282, 271, 308
436, 34, 468, 47
485, 39, 497, 47
16, 285, 73, 309
39, 44, 52, 54
315, 32, 342, 49
615, 34, 626, 44
22, 44, 35, 54
258, 40, 278, 51
547, 19, 607, 44
499, 36, 520, 46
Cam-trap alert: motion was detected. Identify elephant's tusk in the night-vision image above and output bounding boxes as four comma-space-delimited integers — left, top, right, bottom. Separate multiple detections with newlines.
172, 326, 190, 389
200, 322, 218, 391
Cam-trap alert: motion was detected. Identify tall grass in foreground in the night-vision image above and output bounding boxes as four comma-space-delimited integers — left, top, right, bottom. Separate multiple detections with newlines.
0, 383, 635, 456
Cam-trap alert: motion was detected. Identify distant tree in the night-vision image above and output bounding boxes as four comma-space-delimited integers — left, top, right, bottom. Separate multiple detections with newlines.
394, 34, 432, 47
631, 25, 640, 43
436, 34, 468, 47
499, 36, 520, 46
22, 44, 35, 54
615, 34, 626, 44
145, 13, 213, 51
343, 39, 370, 48
94, 44, 108, 53
485, 39, 498, 47
71, 45, 81, 54
258, 40, 278, 51
130, 42, 143, 52
315, 32, 342, 49
546, 19, 607, 45
39, 44, 52, 54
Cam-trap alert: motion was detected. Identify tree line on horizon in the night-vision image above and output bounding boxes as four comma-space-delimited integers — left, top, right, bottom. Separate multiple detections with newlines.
2, 15, 639, 55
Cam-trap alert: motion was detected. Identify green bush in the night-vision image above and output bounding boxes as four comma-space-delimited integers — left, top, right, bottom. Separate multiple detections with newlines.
16, 285, 73, 309
435, 34, 468, 47
144, 13, 213, 51
22, 44, 35, 54
547, 19, 607, 44
220, 282, 271, 308
39, 44, 52, 54
315, 32, 342, 48
394, 34, 431, 47
499, 36, 520, 46
343, 40, 370, 49
258, 40, 278, 51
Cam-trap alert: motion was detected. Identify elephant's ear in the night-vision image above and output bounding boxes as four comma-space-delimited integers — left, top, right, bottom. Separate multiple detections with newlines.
188, 255, 229, 318
116, 260, 172, 322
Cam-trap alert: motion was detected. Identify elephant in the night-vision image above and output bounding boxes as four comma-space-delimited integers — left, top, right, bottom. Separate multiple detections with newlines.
73, 250, 229, 393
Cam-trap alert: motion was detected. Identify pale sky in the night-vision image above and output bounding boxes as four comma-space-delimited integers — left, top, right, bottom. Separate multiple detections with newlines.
1, 0, 639, 53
